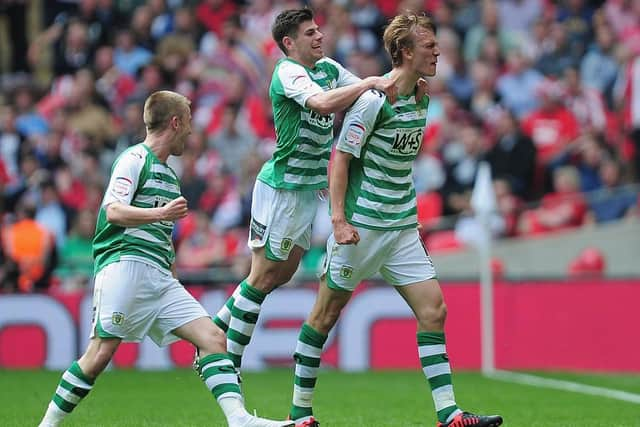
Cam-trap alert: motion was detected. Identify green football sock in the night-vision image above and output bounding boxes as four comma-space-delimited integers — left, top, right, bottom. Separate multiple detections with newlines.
289, 323, 327, 421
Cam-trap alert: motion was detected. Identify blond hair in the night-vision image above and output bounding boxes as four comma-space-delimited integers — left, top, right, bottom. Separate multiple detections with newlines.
383, 14, 436, 67
143, 90, 190, 134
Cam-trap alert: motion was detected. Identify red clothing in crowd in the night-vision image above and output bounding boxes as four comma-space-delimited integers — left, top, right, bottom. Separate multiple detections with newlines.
521, 107, 579, 164
196, 0, 238, 37
521, 191, 587, 235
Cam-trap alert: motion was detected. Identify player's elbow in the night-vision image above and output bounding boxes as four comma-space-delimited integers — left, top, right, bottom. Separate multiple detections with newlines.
105, 204, 124, 226
306, 95, 332, 116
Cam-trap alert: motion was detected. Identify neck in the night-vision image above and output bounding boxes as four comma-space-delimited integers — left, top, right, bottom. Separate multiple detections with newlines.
144, 133, 170, 163
388, 67, 420, 97
288, 53, 315, 69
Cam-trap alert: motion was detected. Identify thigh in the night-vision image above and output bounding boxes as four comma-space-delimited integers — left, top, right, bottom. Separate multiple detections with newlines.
92, 261, 149, 341
324, 228, 389, 292
380, 228, 437, 286
249, 181, 318, 261
149, 271, 209, 347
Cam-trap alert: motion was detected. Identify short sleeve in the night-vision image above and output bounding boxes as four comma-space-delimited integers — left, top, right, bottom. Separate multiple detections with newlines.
277, 61, 324, 108
102, 149, 145, 207
322, 57, 361, 87
336, 90, 386, 158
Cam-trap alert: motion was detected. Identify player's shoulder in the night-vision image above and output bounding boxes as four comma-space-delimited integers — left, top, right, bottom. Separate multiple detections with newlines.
275, 58, 307, 77
115, 143, 148, 168
358, 88, 387, 109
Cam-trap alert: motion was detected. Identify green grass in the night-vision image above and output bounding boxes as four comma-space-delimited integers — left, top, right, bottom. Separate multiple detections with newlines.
3, 369, 640, 426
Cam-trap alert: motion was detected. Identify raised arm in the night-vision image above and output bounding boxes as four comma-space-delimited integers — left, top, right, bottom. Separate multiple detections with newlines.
306, 76, 397, 116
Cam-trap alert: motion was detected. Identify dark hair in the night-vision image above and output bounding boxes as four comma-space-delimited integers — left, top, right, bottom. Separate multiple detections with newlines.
271, 8, 314, 55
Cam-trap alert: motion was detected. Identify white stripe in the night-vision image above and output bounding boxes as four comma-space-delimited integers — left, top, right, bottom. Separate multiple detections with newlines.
124, 228, 169, 245
299, 128, 332, 145
55, 386, 82, 404
292, 385, 314, 407
216, 305, 231, 324
423, 362, 451, 379
489, 370, 640, 405
201, 359, 234, 371
227, 339, 245, 355
287, 157, 329, 169
351, 212, 416, 228
295, 341, 323, 358
284, 173, 326, 185
432, 384, 456, 411
394, 109, 427, 121
295, 364, 319, 379
361, 180, 411, 199
356, 196, 415, 215
143, 179, 180, 194
216, 391, 242, 402
365, 150, 410, 171
419, 344, 446, 358
150, 163, 177, 177
132, 194, 157, 205
62, 371, 91, 389
205, 373, 238, 390
233, 294, 261, 313
229, 317, 256, 336
296, 141, 328, 156
363, 166, 412, 186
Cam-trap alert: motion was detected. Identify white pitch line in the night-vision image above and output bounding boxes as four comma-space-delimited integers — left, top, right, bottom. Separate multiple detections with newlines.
487, 370, 640, 404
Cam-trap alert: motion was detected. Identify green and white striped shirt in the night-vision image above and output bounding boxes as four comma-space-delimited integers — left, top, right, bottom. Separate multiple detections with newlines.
93, 143, 180, 274
258, 57, 360, 190
336, 88, 429, 230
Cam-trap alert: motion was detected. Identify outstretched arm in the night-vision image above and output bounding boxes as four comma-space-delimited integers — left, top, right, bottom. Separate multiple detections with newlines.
306, 75, 398, 116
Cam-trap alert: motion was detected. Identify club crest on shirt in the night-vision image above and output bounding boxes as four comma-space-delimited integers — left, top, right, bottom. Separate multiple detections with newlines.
339, 265, 353, 279
281, 238, 293, 252
391, 128, 423, 155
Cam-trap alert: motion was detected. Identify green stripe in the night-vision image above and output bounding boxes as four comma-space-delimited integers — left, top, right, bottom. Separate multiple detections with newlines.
68, 361, 94, 385
360, 188, 414, 205
354, 204, 416, 220
363, 176, 411, 191
290, 151, 326, 161
228, 353, 241, 367
213, 316, 228, 332
382, 118, 427, 128
230, 305, 259, 324
299, 120, 333, 135
368, 141, 416, 162
212, 383, 241, 399
60, 379, 90, 397
53, 394, 76, 413
420, 354, 448, 367
437, 405, 459, 423
418, 331, 445, 346
294, 353, 321, 368
363, 158, 411, 177
240, 281, 267, 304
294, 376, 317, 388
299, 324, 327, 347
428, 373, 452, 390
131, 201, 153, 208
228, 328, 251, 346
286, 166, 327, 177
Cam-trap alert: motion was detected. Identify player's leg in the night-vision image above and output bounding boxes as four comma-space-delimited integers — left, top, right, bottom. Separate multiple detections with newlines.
214, 181, 316, 368
38, 337, 121, 427
388, 230, 502, 427
174, 317, 293, 427
288, 275, 352, 426
289, 230, 381, 426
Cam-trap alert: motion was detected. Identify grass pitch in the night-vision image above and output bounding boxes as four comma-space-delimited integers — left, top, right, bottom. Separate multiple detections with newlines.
3, 369, 639, 426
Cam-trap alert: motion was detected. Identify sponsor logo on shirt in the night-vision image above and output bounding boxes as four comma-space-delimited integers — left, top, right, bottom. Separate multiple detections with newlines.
113, 177, 133, 197
345, 123, 365, 146
306, 110, 333, 129
391, 128, 424, 155
250, 218, 266, 244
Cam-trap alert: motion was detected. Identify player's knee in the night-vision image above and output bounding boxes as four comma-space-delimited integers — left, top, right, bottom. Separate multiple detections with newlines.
199, 325, 227, 354
250, 266, 286, 292
417, 301, 447, 326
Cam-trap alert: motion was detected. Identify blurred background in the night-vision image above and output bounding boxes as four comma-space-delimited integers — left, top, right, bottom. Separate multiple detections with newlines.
0, 0, 639, 373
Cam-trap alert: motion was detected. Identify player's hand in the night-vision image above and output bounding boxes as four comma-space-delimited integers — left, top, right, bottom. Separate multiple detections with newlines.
369, 76, 398, 104
416, 78, 428, 101
333, 219, 360, 245
162, 196, 188, 221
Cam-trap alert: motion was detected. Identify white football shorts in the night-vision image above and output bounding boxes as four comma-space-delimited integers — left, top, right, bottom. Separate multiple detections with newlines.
91, 260, 208, 346
248, 179, 319, 261
324, 227, 437, 291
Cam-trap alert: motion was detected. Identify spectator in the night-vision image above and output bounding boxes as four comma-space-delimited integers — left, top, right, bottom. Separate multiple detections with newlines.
580, 26, 619, 106
497, 0, 542, 34
519, 165, 587, 235
464, 0, 519, 63
54, 208, 95, 291
207, 102, 258, 176
496, 50, 544, 118
35, 181, 68, 249
484, 109, 537, 199
535, 21, 579, 77
563, 66, 607, 134
1, 196, 57, 292
113, 28, 154, 77
196, 0, 238, 37
586, 159, 637, 224
0, 104, 24, 186
176, 210, 227, 270
556, 0, 594, 59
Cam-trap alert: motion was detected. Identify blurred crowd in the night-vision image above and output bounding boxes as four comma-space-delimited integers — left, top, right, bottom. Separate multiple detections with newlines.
0, 0, 639, 293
